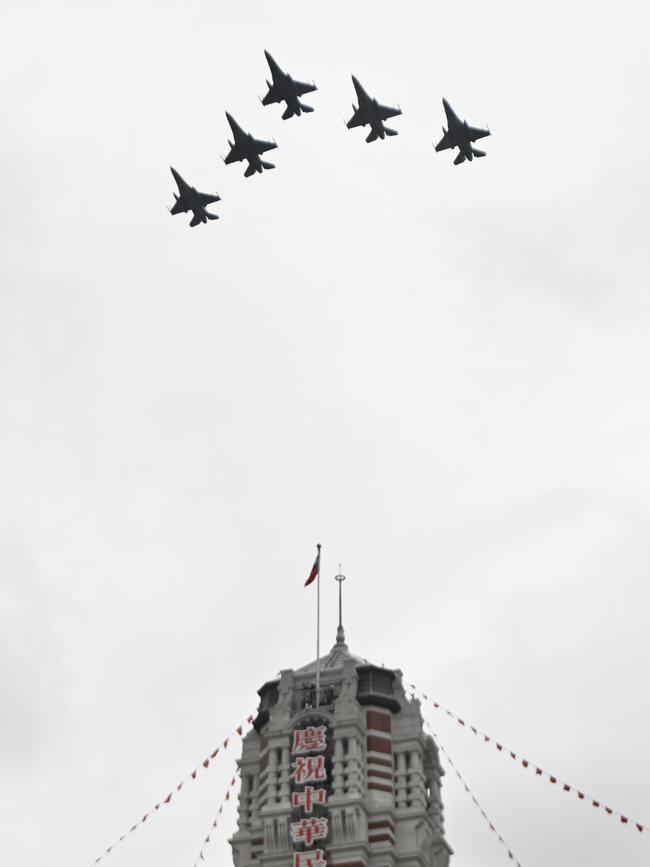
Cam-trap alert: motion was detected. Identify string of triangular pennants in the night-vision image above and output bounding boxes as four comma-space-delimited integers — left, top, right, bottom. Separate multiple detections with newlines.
90, 714, 254, 866
408, 683, 648, 836
193, 768, 241, 866
424, 720, 523, 866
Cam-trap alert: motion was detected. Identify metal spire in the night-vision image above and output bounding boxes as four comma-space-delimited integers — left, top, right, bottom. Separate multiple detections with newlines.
335, 565, 346, 645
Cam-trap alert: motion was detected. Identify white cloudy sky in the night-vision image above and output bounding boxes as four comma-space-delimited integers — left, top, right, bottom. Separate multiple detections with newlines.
1, 0, 649, 865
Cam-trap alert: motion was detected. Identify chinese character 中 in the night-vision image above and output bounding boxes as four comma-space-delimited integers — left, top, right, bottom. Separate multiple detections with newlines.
291, 786, 327, 814
292, 726, 327, 754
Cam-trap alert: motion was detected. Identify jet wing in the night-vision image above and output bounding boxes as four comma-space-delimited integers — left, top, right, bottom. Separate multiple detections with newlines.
442, 99, 460, 125
170, 167, 191, 194
351, 76, 368, 102
252, 137, 277, 154
466, 125, 490, 142
262, 84, 280, 105
294, 79, 317, 96
198, 192, 221, 205
224, 143, 243, 164
435, 131, 453, 151
377, 103, 401, 121
347, 108, 364, 129
264, 50, 282, 78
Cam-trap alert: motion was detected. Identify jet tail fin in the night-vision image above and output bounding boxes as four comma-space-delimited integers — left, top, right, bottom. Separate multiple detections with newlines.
366, 129, 379, 143
298, 101, 314, 113
454, 152, 466, 165
260, 161, 275, 170
206, 212, 219, 221
282, 105, 296, 120
384, 127, 398, 137
471, 148, 486, 158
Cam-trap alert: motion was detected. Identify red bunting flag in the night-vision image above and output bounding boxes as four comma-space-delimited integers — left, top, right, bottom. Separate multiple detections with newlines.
88, 716, 252, 867
410, 680, 650, 839
429, 723, 523, 867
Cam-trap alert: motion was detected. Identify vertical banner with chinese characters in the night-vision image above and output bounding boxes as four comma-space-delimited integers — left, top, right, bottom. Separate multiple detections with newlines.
290, 725, 329, 867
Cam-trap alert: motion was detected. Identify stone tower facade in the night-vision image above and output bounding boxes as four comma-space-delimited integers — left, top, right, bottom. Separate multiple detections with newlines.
230, 631, 452, 867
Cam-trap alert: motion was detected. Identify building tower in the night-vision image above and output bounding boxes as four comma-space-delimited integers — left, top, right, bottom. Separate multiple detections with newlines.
230, 624, 452, 867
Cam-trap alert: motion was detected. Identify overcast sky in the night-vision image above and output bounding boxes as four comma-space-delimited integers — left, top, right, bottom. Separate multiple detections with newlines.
1, 1, 650, 865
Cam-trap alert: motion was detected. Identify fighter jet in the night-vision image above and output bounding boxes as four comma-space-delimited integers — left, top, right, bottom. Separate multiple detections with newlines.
346, 76, 401, 143
261, 50, 317, 120
223, 113, 277, 178
434, 99, 490, 165
169, 167, 220, 227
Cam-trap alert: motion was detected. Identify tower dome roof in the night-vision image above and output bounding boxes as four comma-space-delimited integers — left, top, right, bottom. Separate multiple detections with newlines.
294, 638, 371, 676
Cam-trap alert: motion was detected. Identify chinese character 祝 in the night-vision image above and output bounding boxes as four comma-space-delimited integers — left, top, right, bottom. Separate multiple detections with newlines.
291, 786, 327, 814
291, 755, 327, 784
292, 726, 327, 755
290, 817, 328, 847
293, 851, 327, 867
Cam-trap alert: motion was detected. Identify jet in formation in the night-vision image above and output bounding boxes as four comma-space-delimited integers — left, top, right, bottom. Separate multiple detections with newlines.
169, 167, 220, 227
434, 98, 490, 165
224, 113, 277, 177
261, 51, 317, 119
346, 76, 401, 143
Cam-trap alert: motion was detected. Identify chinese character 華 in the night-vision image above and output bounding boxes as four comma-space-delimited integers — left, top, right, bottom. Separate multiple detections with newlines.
290, 817, 328, 846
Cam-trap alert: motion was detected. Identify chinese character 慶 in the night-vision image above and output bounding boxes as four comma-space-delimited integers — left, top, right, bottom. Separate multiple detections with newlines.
292, 726, 327, 754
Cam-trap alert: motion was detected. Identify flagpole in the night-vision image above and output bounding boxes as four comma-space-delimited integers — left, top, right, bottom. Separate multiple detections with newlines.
316, 543, 321, 708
